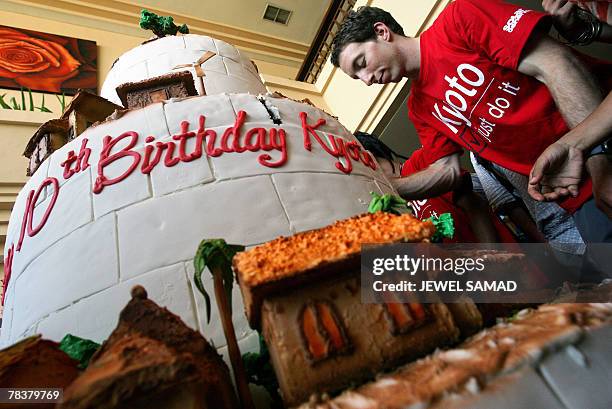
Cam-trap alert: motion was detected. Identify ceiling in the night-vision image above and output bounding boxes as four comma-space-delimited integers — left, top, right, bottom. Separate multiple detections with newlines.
132, 0, 332, 45
2, 0, 334, 70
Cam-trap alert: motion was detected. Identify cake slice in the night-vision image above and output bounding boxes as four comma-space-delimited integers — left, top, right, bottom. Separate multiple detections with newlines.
60, 286, 238, 409
0, 335, 79, 409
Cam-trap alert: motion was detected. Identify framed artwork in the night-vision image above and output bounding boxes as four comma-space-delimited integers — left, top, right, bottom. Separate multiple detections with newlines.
0, 26, 97, 95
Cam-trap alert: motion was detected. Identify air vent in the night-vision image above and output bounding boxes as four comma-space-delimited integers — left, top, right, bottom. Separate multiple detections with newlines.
263, 4, 292, 25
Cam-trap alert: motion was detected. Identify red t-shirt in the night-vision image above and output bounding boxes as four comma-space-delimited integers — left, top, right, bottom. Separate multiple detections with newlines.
403, 148, 516, 243
402, 149, 477, 243
408, 0, 596, 213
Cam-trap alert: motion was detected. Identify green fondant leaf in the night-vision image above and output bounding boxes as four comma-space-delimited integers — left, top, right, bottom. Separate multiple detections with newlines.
193, 239, 244, 323
368, 192, 407, 215
425, 212, 455, 242
242, 334, 282, 408
59, 334, 100, 369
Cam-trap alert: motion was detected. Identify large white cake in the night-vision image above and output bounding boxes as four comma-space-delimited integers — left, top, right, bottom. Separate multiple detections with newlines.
0, 35, 394, 355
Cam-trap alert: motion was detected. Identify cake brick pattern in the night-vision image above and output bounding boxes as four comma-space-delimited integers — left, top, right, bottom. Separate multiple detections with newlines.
101, 35, 267, 106
0, 92, 394, 352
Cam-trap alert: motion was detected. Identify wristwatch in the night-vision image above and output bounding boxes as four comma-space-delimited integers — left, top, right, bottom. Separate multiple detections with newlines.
587, 138, 612, 158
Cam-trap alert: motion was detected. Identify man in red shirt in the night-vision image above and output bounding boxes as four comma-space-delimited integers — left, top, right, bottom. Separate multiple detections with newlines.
331, 1, 611, 250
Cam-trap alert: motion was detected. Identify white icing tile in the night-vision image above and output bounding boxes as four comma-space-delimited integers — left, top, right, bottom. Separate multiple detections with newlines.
119, 61, 149, 85
29, 158, 50, 206
201, 55, 228, 76
117, 175, 290, 278
213, 38, 240, 62
91, 145, 151, 219
37, 262, 197, 343
224, 57, 257, 82
11, 213, 118, 339
10, 169, 93, 283
272, 173, 375, 232
183, 34, 215, 52
203, 72, 267, 96
147, 50, 205, 78
184, 262, 253, 349
47, 137, 84, 189
229, 94, 271, 122
118, 36, 186, 70
236, 49, 258, 75
100, 67, 121, 105
164, 94, 237, 131
149, 134, 214, 197
0, 282, 16, 347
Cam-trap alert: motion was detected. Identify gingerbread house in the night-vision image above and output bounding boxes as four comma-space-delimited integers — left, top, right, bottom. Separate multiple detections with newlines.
23, 118, 69, 176
60, 90, 122, 141
233, 212, 472, 406
115, 71, 198, 109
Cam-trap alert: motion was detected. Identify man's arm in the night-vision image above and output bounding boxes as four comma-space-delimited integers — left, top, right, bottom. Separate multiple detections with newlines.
390, 153, 462, 200
517, 34, 603, 129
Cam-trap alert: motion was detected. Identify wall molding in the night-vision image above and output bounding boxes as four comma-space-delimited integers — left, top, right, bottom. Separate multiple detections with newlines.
3, 0, 309, 65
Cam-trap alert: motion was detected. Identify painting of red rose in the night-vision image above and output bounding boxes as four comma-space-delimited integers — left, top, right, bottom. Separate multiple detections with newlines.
0, 26, 96, 95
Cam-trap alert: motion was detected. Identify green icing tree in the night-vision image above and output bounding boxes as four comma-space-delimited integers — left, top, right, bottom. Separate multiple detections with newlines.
140, 9, 189, 37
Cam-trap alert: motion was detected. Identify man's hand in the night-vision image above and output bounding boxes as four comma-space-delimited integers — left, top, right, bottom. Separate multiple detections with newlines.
542, 0, 580, 38
586, 155, 612, 219
528, 141, 584, 201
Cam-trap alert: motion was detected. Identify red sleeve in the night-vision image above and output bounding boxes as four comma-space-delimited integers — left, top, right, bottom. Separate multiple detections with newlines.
407, 94, 462, 166
450, 0, 551, 70
401, 148, 425, 176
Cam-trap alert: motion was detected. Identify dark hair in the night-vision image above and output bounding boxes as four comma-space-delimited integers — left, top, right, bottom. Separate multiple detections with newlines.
331, 6, 405, 67
354, 131, 407, 174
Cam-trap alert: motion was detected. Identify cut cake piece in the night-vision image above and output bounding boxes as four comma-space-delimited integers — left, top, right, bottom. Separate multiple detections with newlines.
60, 285, 238, 409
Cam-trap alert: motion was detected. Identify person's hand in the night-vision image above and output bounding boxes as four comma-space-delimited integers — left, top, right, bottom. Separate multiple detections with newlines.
586, 155, 612, 219
542, 0, 580, 38
528, 141, 584, 201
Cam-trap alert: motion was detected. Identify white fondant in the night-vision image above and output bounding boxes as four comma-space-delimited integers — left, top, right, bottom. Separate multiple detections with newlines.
91, 146, 151, 219
1, 36, 398, 350
101, 35, 266, 106
271, 173, 380, 233
10, 170, 93, 285
10, 213, 118, 339
36, 262, 197, 343
116, 175, 290, 281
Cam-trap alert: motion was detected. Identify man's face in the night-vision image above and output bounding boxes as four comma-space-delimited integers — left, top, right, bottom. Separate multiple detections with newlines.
338, 37, 404, 86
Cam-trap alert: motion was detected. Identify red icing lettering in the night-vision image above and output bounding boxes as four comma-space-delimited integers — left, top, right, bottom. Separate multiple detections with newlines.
27, 177, 59, 236
2, 243, 14, 305
300, 111, 327, 151
173, 121, 201, 162
61, 151, 78, 179
60, 138, 91, 179
158, 140, 180, 167
17, 177, 60, 251
300, 111, 377, 173
141, 136, 162, 174
221, 110, 246, 153
93, 132, 141, 194
258, 128, 287, 167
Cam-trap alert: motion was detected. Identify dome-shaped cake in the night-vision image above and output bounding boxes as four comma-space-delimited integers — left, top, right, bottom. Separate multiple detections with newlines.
0, 34, 395, 355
